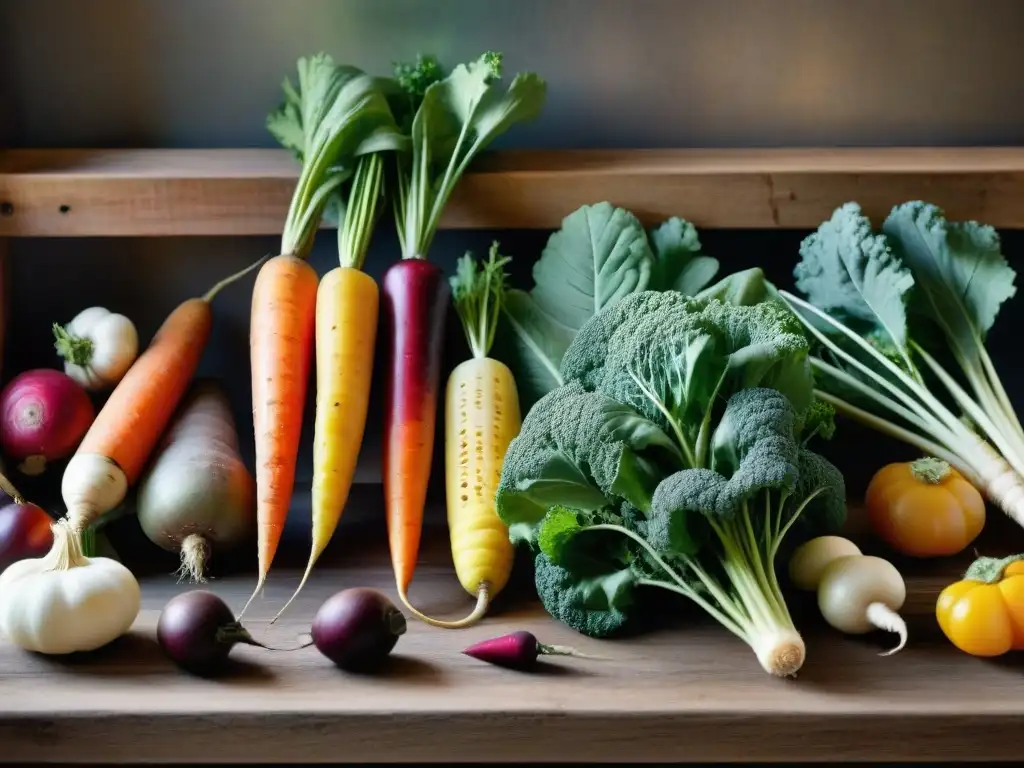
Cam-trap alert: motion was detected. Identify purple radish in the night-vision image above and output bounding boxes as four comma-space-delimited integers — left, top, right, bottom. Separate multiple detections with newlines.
157, 590, 309, 676
462, 630, 603, 670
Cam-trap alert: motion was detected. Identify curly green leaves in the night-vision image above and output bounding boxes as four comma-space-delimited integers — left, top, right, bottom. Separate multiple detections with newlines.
495, 382, 682, 546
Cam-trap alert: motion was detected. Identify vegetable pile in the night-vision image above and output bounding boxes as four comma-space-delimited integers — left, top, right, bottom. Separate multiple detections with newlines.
6, 35, 1024, 692
495, 289, 846, 676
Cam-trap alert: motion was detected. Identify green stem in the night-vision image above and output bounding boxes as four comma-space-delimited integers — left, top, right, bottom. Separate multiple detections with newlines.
338, 154, 385, 270
813, 388, 966, 468
53, 324, 94, 366
781, 290, 969, 441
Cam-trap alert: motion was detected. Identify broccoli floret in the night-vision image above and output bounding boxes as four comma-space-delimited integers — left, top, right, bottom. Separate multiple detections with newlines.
533, 552, 633, 638
495, 380, 680, 546
559, 291, 815, 465
787, 447, 847, 539
560, 291, 683, 389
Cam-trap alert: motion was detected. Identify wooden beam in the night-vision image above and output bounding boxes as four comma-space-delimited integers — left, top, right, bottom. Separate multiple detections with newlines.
3, 147, 1024, 236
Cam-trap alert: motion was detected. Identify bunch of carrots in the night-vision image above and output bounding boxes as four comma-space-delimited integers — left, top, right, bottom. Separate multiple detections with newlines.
248, 50, 547, 628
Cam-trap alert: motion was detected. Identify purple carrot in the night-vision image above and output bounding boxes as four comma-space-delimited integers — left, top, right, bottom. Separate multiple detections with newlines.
462, 630, 604, 670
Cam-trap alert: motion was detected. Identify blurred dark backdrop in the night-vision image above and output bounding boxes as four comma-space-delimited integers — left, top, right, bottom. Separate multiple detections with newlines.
2, 0, 1024, 567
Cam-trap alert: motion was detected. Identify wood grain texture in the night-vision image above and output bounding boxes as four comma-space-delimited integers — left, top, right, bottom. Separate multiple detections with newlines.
4, 147, 1024, 236
1, 517, 1023, 765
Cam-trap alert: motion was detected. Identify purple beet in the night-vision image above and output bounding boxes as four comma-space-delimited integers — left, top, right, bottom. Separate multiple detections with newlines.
311, 588, 406, 672
462, 630, 602, 670
157, 590, 268, 676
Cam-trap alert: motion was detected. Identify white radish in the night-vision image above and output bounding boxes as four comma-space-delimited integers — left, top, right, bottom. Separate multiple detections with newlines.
53, 307, 138, 392
788, 536, 908, 656
787, 535, 861, 591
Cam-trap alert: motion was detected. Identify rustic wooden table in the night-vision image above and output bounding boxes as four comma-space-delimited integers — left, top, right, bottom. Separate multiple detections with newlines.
0, 518, 1021, 765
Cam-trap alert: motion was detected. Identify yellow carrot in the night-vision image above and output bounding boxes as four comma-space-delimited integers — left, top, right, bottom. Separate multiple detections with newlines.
272, 154, 385, 621
401, 242, 519, 629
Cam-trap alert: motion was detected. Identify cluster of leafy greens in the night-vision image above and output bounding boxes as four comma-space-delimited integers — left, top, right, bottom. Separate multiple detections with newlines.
495, 290, 846, 677
773, 201, 1024, 526
498, 203, 722, 411
393, 52, 546, 261
267, 54, 406, 261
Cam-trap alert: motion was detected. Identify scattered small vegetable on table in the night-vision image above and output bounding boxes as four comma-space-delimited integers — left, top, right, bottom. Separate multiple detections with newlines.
937, 554, 1024, 657
789, 535, 908, 655
157, 590, 309, 676
866, 457, 985, 557
462, 630, 601, 670
311, 587, 406, 671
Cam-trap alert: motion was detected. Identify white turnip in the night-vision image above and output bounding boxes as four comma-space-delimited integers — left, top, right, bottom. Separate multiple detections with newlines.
136, 380, 254, 582
0, 369, 94, 476
53, 307, 138, 392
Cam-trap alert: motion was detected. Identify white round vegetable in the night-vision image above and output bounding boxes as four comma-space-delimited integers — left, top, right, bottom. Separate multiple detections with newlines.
788, 535, 862, 591
54, 307, 139, 391
0, 519, 140, 654
817, 554, 908, 656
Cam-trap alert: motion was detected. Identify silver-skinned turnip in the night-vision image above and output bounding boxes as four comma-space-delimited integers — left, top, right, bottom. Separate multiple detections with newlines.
137, 380, 254, 582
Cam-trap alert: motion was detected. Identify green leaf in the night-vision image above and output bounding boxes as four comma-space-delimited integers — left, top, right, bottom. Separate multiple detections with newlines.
882, 201, 1017, 363
648, 217, 720, 294
538, 505, 585, 563
498, 290, 574, 410
695, 267, 780, 307
500, 202, 655, 409
498, 451, 609, 547
531, 203, 653, 329
268, 55, 405, 258
400, 52, 546, 258
794, 202, 915, 366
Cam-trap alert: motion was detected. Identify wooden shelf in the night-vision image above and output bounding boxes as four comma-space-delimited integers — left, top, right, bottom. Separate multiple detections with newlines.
2, 521, 1023, 764
4, 147, 1024, 236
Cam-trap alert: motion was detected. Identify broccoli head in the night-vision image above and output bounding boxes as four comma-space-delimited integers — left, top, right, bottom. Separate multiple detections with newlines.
558, 291, 815, 459
495, 380, 681, 546
533, 552, 634, 638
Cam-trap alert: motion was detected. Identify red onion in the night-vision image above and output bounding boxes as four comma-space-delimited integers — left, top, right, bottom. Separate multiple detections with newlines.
0, 369, 94, 475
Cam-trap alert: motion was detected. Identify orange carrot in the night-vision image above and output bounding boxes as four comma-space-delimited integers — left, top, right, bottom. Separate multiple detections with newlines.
60, 260, 264, 546
240, 254, 318, 615
244, 53, 406, 616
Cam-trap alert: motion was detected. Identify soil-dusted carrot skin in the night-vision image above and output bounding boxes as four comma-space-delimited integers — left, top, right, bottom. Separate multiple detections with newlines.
382, 258, 450, 598
309, 267, 378, 565
248, 254, 318, 590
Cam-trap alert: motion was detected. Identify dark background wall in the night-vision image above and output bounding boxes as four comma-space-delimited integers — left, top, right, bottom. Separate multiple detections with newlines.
2, 0, 1024, 558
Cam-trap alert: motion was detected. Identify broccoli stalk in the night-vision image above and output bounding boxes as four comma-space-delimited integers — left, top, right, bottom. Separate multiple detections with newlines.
579, 488, 822, 677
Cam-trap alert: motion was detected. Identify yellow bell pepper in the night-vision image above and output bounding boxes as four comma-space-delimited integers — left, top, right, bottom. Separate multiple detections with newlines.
936, 555, 1024, 656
